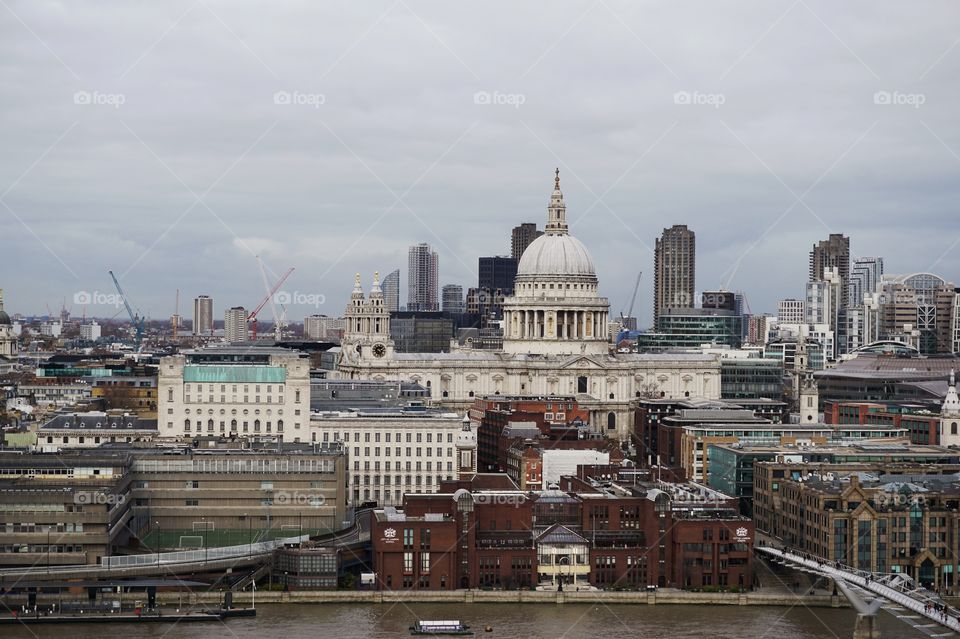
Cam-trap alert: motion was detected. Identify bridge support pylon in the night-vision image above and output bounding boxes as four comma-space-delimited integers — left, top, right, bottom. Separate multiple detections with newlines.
853, 613, 880, 639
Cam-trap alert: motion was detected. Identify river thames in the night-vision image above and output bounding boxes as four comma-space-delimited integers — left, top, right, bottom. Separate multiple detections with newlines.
0, 603, 929, 638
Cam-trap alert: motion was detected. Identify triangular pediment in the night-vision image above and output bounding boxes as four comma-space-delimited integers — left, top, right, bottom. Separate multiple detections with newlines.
559, 355, 604, 370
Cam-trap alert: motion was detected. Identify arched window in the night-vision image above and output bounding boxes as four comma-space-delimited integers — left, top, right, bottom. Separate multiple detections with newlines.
607, 413, 616, 431
184, 419, 191, 432
277, 419, 284, 432
231, 419, 237, 432
207, 419, 214, 432
254, 419, 261, 432
952, 422, 958, 436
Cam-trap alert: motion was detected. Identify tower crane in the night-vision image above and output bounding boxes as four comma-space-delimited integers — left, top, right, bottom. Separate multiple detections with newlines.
108, 270, 145, 349
619, 271, 642, 325
248, 260, 294, 340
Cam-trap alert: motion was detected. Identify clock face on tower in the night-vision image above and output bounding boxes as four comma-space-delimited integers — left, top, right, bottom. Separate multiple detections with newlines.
372, 343, 386, 358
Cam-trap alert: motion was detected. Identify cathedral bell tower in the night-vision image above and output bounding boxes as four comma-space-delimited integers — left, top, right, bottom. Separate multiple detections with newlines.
342, 272, 394, 364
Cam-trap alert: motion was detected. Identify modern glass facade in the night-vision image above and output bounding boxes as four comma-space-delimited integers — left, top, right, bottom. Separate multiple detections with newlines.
720, 359, 784, 400
637, 310, 742, 350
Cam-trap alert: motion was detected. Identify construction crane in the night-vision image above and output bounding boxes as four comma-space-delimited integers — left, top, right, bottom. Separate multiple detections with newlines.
248, 260, 294, 341
615, 271, 643, 347
619, 271, 642, 326
108, 270, 145, 349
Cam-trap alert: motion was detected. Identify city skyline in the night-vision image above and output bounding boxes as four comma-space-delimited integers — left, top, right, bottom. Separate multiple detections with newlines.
2, 3, 959, 323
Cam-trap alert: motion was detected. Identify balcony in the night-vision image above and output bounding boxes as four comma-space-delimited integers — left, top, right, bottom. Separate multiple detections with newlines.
476, 532, 534, 549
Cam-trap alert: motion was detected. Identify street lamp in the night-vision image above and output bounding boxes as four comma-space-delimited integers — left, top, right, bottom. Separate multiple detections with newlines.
201, 516, 208, 563
155, 521, 161, 566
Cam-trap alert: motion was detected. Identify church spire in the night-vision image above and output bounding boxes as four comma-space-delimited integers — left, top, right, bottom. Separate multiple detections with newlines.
943, 369, 960, 416
545, 167, 568, 235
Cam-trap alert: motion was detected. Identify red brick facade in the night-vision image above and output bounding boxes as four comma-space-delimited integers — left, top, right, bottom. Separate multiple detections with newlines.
371, 474, 753, 591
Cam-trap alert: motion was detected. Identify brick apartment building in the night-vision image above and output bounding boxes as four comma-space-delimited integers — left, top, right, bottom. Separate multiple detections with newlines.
371, 473, 753, 591
469, 396, 591, 472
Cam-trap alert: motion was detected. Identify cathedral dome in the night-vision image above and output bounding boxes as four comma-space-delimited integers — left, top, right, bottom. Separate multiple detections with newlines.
0, 289, 9, 326
514, 169, 597, 282
516, 233, 595, 279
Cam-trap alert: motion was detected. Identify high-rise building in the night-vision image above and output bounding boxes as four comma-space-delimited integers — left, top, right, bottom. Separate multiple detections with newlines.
442, 284, 465, 314
511, 222, 542, 260
849, 257, 884, 307
777, 299, 806, 325
745, 314, 775, 346
193, 295, 213, 336
653, 225, 695, 322
878, 273, 957, 354
809, 234, 850, 309
304, 314, 345, 341
806, 268, 842, 359
952, 290, 960, 354
478, 256, 518, 294
224, 306, 248, 342
407, 243, 438, 311
79, 321, 101, 342
382, 269, 400, 313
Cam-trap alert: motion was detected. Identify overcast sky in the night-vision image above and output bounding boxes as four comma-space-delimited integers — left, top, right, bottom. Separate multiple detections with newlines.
2, 1, 959, 325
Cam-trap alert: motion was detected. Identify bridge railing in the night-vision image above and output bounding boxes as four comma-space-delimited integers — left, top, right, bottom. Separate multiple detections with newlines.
759, 546, 960, 633
101, 534, 309, 568
0, 535, 309, 576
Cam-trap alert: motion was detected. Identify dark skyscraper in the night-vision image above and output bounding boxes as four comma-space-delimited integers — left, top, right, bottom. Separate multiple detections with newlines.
478, 256, 518, 294
809, 233, 850, 309
653, 225, 696, 323
442, 284, 465, 314
511, 222, 542, 260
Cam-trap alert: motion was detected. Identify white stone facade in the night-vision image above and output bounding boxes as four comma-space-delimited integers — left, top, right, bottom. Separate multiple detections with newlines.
158, 350, 310, 439
309, 411, 465, 507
